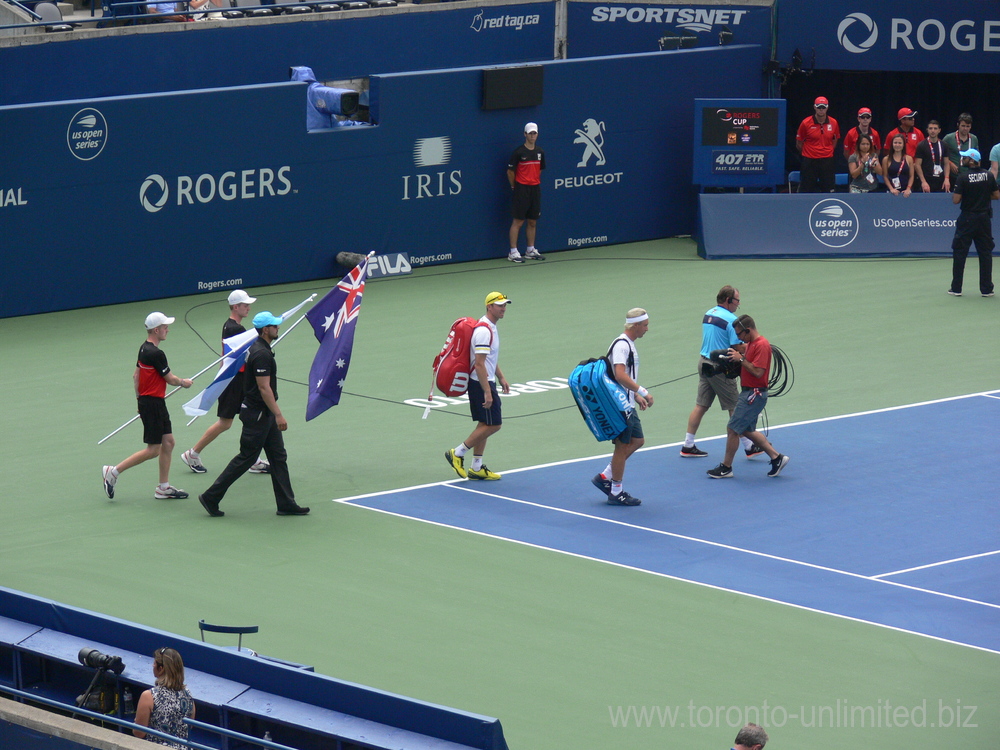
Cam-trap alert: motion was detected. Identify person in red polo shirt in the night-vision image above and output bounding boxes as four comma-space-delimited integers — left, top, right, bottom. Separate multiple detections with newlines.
796, 96, 840, 193
842, 107, 881, 161
884, 108, 925, 159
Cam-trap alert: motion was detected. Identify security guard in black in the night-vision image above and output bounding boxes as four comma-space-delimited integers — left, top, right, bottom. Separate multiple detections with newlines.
950, 153, 998, 296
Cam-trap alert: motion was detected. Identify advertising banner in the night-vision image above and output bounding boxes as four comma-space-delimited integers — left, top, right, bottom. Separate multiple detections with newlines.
692, 98, 785, 187
697, 193, 990, 258
0, 45, 763, 318
566, 1, 773, 59
776, 1, 1000, 73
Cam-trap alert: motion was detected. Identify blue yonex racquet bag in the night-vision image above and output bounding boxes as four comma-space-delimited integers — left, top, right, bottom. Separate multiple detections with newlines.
568, 354, 632, 442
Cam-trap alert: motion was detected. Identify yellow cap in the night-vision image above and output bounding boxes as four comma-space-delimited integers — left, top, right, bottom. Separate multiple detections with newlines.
485, 292, 512, 306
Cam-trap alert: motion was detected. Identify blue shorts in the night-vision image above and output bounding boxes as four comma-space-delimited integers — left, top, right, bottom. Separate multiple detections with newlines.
615, 410, 643, 444
468, 379, 502, 425
727, 388, 768, 435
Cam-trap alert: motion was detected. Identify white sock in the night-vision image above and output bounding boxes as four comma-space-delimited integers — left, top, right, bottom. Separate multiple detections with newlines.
471, 455, 484, 471
602, 462, 613, 478
455, 443, 469, 457
510, 248, 518, 254
611, 481, 623, 496
189, 449, 199, 458
684, 433, 696, 447
111, 467, 120, 478
527, 246, 536, 252
159, 482, 169, 490
741, 436, 753, 450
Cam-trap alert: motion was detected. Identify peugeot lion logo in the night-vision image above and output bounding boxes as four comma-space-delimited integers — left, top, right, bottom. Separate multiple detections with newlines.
838, 12, 878, 54
139, 174, 169, 213
574, 118, 606, 168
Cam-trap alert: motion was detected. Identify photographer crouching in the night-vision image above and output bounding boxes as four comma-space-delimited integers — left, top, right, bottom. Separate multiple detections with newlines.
706, 315, 790, 479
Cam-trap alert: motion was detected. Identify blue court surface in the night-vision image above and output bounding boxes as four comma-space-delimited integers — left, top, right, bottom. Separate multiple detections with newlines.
341, 393, 1000, 654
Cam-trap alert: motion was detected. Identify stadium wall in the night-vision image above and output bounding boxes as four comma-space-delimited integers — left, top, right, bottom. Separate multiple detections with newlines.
0, 44, 763, 318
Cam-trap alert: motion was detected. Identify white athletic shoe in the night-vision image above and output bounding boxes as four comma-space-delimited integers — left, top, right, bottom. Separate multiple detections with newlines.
181, 449, 207, 473
154, 485, 190, 500
508, 249, 524, 263
524, 248, 545, 260
102, 465, 117, 499
249, 459, 271, 474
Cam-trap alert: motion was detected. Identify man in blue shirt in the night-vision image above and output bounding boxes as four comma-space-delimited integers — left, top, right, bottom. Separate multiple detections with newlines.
680, 286, 760, 459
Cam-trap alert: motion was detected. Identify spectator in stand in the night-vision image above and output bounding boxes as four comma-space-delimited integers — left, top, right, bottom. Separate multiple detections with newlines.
990, 141, 1000, 180
842, 107, 881, 161
884, 108, 924, 158
795, 96, 840, 193
146, 0, 186, 21
915, 120, 950, 193
943, 113, 979, 180
847, 133, 882, 193
882, 134, 914, 197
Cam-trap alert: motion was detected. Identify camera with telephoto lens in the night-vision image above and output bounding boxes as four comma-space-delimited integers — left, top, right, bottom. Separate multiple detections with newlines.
78, 647, 125, 675
700, 348, 741, 379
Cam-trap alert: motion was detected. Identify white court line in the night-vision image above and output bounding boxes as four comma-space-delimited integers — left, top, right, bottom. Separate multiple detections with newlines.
336, 500, 1000, 656
444, 483, 1000, 611
874, 549, 1000, 579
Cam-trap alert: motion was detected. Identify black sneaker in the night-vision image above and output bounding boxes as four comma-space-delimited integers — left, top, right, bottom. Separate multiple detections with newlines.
707, 463, 733, 479
276, 505, 311, 515
767, 454, 790, 477
946, 289, 962, 297
198, 494, 225, 517
591, 474, 612, 495
607, 490, 641, 506
680, 444, 708, 457
745, 444, 765, 459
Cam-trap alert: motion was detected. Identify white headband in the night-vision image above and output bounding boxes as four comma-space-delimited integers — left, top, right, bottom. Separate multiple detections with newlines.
626, 313, 649, 324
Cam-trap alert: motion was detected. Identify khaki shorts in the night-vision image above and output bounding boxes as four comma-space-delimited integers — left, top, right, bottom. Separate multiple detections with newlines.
695, 357, 738, 412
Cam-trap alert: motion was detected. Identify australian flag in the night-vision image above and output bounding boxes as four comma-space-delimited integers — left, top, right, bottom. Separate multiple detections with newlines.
304, 255, 370, 421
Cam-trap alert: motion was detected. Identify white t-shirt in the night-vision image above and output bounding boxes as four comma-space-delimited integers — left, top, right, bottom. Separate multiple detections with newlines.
608, 335, 639, 407
470, 316, 499, 382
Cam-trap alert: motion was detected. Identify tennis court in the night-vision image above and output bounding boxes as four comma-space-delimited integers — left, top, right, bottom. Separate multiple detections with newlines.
0, 240, 997, 749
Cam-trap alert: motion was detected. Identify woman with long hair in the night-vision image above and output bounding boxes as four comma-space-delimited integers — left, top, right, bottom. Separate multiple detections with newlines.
134, 647, 195, 748
882, 134, 914, 197
848, 133, 883, 193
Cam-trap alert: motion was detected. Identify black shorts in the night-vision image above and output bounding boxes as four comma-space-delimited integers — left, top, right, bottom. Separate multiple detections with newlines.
137, 396, 172, 445
512, 183, 541, 221
468, 379, 502, 426
217, 375, 243, 420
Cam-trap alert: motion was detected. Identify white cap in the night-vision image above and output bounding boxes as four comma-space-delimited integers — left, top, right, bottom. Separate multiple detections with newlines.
227, 289, 256, 305
524, 122, 538, 134
145, 312, 175, 330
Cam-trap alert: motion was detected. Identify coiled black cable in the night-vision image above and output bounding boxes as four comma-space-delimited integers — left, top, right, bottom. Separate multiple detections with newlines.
767, 344, 794, 397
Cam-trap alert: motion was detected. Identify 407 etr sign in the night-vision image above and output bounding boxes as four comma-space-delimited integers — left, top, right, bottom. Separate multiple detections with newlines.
711, 150, 768, 174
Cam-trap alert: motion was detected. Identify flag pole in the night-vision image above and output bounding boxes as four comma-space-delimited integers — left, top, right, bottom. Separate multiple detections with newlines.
97, 351, 237, 445
184, 296, 317, 427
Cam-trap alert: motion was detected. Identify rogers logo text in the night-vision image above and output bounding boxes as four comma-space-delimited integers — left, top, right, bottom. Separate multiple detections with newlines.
591, 6, 748, 27
838, 12, 1000, 54
139, 167, 292, 213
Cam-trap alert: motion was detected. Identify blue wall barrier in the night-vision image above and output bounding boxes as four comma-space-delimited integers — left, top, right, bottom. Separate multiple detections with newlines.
776, 0, 1000, 73
0, 2, 555, 107
0, 44, 763, 318
697, 193, 997, 258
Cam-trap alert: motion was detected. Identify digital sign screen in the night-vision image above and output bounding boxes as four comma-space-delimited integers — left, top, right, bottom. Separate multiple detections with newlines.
701, 106, 780, 147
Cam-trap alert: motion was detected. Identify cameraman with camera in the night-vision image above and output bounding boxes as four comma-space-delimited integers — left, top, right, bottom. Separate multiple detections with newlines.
680, 286, 761, 460
706, 315, 789, 479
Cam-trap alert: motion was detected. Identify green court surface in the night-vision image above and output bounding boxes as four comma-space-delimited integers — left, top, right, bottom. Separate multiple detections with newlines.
1, 240, 997, 749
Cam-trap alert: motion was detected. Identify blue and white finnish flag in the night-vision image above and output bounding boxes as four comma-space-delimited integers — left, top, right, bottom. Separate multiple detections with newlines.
182, 329, 258, 417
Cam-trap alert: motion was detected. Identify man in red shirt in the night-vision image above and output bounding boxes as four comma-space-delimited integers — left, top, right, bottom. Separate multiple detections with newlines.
506, 122, 545, 262
842, 107, 881, 160
884, 108, 925, 158
796, 96, 840, 193
707, 315, 789, 479
103, 312, 193, 500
